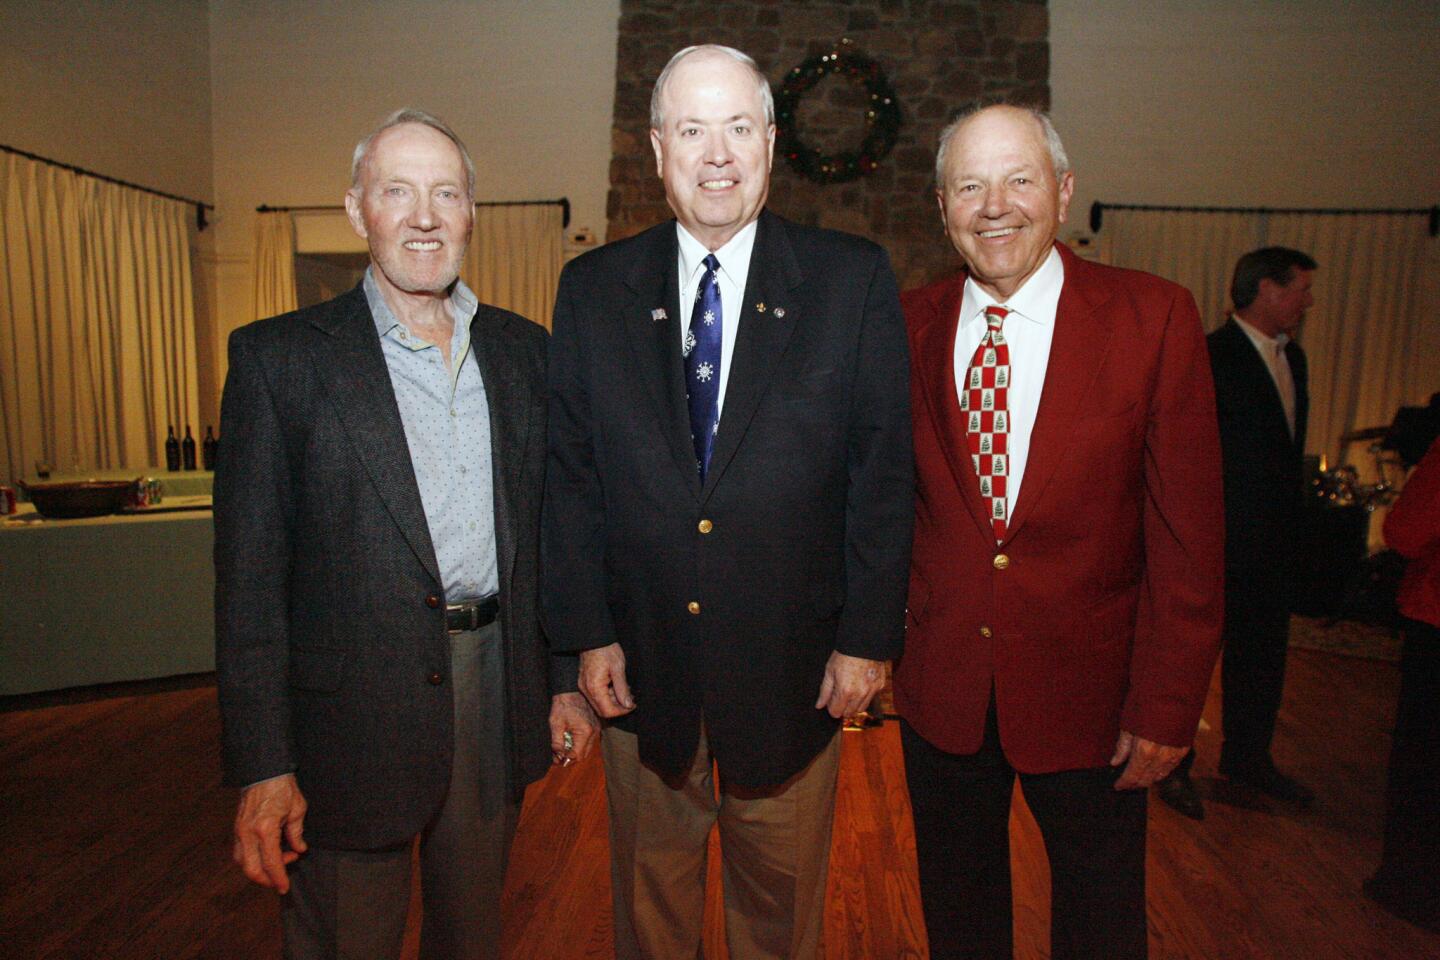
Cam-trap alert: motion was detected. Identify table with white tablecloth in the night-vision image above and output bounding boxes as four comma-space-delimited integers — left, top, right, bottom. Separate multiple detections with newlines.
0, 500, 214, 695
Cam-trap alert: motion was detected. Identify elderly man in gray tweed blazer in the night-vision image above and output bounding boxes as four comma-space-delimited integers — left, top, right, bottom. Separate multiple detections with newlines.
214, 108, 596, 960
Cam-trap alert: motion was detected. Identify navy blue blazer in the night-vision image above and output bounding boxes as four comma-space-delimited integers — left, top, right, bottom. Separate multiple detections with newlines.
541, 210, 913, 787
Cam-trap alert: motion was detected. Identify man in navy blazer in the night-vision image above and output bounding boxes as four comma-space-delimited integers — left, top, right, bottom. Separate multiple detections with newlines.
215, 109, 596, 960
541, 45, 912, 959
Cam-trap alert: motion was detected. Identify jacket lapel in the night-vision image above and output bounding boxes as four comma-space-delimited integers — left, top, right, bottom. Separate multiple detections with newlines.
1224, 320, 1294, 443
1004, 244, 1115, 539
911, 276, 996, 541
305, 287, 441, 585
701, 211, 801, 498
1287, 340, 1308, 451
470, 305, 529, 584
621, 225, 699, 496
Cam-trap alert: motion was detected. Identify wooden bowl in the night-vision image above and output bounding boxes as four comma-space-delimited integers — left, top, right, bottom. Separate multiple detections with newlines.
20, 479, 136, 519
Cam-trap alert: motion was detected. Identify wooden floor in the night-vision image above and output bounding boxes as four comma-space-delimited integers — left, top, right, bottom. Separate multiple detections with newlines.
2, 648, 1432, 959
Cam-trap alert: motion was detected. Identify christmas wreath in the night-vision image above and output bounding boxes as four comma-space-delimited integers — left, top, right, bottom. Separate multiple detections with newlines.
775, 42, 902, 185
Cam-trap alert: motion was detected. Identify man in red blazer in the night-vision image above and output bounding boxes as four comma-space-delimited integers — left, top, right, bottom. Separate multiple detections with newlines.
896, 103, 1224, 959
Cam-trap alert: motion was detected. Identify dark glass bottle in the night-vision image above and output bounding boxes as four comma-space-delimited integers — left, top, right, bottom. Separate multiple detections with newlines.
182, 425, 197, 470
202, 426, 218, 471
165, 426, 180, 471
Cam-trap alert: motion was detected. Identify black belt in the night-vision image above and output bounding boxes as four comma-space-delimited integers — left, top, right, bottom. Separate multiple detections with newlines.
445, 596, 499, 634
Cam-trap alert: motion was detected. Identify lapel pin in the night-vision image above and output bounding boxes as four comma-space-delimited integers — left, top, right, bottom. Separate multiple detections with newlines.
774, 306, 786, 319
651, 308, 668, 322
755, 302, 766, 313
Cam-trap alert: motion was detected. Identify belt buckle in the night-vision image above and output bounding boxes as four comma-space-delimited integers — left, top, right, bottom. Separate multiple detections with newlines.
446, 601, 475, 634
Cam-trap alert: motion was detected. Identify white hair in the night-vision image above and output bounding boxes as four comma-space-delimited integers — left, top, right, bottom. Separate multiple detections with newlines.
650, 45, 775, 131
934, 102, 1070, 187
350, 107, 476, 197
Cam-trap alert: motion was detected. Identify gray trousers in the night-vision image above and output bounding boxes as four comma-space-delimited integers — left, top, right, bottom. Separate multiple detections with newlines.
281, 621, 520, 960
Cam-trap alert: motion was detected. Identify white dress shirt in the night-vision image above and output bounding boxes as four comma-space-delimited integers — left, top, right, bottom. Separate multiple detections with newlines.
1233, 313, 1297, 438
676, 220, 757, 419
954, 247, 1065, 519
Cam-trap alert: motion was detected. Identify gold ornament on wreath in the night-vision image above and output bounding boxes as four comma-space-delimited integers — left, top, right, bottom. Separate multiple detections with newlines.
775, 38, 903, 185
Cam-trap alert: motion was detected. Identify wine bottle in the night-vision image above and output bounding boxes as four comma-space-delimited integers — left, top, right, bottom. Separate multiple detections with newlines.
182, 425, 197, 470
202, 426, 218, 471
165, 426, 180, 471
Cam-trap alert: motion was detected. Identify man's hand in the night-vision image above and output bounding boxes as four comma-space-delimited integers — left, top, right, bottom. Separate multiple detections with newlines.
1110, 730, 1188, 790
549, 691, 601, 765
815, 652, 888, 719
233, 773, 308, 894
578, 642, 635, 718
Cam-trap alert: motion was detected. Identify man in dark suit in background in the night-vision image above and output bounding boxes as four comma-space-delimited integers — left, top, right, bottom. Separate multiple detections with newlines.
542, 45, 912, 960
1187, 247, 1318, 810
214, 108, 596, 960
898, 103, 1224, 959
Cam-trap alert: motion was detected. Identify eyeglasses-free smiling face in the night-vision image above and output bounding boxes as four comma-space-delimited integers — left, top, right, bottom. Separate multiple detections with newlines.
345, 122, 473, 304
651, 51, 775, 252
936, 106, 1074, 302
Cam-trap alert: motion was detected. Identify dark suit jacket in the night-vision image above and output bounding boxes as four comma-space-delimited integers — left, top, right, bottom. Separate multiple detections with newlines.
214, 284, 565, 851
896, 244, 1225, 773
541, 210, 913, 788
1206, 319, 1308, 576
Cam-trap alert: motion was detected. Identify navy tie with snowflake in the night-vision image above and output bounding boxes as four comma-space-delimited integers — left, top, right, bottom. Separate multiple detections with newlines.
685, 254, 723, 480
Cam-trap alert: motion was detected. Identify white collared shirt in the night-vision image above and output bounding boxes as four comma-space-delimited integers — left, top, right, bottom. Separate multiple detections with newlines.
954, 247, 1065, 519
676, 220, 757, 418
1233, 313, 1297, 437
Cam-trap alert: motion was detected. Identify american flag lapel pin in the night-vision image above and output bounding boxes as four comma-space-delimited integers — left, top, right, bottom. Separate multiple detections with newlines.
651, 307, 668, 322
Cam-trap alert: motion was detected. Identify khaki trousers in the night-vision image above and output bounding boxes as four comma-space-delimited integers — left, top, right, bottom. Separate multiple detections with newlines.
602, 724, 841, 960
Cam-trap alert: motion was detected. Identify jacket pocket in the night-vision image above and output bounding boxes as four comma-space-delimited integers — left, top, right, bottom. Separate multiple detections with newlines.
906, 572, 931, 627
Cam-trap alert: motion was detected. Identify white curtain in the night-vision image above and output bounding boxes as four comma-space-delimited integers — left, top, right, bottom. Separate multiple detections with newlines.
0, 152, 199, 482
252, 210, 298, 320
1095, 207, 1440, 467
462, 203, 564, 330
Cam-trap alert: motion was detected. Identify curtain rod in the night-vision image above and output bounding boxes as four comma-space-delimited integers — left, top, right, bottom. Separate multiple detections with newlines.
1090, 201, 1439, 237
2, 142, 215, 231
258, 197, 571, 228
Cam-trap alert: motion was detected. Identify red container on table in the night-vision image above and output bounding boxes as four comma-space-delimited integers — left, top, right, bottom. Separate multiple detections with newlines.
0, 485, 16, 515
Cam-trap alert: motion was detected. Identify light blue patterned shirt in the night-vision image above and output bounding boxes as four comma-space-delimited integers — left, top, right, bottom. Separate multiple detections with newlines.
365, 269, 498, 603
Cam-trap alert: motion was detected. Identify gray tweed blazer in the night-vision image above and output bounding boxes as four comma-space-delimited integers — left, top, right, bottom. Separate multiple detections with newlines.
214, 284, 570, 850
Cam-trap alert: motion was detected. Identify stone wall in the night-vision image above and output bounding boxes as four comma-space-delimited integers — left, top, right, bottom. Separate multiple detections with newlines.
607, 0, 1050, 289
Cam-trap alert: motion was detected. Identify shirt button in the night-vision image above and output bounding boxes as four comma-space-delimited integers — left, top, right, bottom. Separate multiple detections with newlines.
979, 625, 993, 638
993, 554, 1010, 571
450, 409, 457, 418
687, 601, 701, 615
698, 519, 713, 534
427, 672, 444, 686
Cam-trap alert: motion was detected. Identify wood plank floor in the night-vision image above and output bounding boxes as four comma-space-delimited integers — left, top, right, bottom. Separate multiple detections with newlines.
1, 648, 1432, 959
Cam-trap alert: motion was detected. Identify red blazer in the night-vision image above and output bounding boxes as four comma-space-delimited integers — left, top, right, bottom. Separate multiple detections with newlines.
1386, 438, 1440, 629
895, 243, 1225, 773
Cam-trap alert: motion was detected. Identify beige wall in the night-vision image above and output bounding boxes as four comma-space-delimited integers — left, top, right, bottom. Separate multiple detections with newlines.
0, 0, 215, 201
1050, 0, 1440, 238
206, 0, 620, 383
